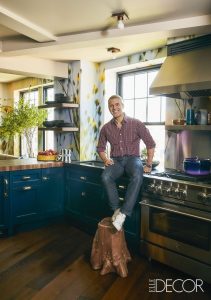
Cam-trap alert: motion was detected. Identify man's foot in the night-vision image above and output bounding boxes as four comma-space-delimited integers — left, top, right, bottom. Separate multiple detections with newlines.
111, 208, 120, 222
112, 212, 126, 231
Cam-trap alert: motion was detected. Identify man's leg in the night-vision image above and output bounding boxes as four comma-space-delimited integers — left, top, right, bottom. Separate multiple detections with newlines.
101, 160, 124, 211
121, 157, 143, 216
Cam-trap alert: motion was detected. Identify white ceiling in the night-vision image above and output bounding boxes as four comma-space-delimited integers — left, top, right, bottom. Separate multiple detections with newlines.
0, 0, 211, 81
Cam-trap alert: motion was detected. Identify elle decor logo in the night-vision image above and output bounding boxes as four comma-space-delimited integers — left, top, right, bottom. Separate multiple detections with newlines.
149, 278, 204, 293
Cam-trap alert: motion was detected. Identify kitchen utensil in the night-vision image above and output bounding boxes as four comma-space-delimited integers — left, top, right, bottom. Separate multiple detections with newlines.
183, 157, 210, 175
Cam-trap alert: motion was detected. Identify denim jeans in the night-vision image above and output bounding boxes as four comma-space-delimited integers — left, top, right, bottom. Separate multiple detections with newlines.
101, 156, 143, 217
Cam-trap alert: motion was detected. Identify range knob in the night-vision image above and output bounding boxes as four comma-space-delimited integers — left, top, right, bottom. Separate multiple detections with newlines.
205, 194, 211, 205
156, 183, 163, 194
198, 190, 207, 202
172, 184, 180, 197
147, 180, 156, 192
180, 188, 187, 200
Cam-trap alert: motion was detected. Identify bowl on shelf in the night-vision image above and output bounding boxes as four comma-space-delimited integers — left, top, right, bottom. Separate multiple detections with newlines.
172, 119, 185, 125
43, 120, 64, 127
43, 120, 55, 127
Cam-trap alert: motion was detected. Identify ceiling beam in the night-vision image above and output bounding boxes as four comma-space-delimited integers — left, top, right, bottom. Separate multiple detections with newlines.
0, 14, 211, 55
0, 5, 57, 42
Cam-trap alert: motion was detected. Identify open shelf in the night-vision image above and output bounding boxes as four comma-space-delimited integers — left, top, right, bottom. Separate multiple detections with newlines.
38, 127, 79, 132
166, 125, 211, 131
38, 103, 79, 109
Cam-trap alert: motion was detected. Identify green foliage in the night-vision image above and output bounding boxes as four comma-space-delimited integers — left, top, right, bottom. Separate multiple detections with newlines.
0, 98, 47, 139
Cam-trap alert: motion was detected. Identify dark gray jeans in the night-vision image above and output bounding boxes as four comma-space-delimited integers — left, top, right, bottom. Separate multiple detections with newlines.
101, 156, 143, 216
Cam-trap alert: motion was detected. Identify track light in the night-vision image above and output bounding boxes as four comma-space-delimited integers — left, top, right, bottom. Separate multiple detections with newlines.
112, 11, 129, 29
107, 47, 121, 59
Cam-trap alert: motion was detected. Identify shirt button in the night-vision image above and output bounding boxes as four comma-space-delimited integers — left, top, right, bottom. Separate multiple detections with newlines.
120, 133, 122, 135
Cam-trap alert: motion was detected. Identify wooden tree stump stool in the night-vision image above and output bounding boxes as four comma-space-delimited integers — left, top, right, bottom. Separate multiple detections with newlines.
90, 217, 131, 278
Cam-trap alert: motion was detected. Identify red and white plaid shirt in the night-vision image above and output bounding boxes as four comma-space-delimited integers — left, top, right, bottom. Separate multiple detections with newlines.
97, 115, 156, 157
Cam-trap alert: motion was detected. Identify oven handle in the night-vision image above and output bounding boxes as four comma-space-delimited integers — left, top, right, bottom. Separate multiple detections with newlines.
140, 199, 211, 223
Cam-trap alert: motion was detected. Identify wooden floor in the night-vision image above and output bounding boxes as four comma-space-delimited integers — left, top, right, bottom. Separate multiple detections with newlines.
0, 222, 211, 300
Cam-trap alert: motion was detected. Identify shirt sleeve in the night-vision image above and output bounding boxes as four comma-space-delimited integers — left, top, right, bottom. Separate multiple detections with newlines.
97, 125, 107, 153
137, 121, 156, 149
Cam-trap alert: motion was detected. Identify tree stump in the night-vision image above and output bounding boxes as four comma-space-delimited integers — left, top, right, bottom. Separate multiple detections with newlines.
90, 217, 131, 277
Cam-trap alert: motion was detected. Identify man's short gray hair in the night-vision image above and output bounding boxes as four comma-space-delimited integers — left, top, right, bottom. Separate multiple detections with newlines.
108, 95, 123, 103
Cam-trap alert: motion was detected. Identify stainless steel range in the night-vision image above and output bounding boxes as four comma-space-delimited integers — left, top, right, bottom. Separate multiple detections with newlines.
140, 171, 211, 284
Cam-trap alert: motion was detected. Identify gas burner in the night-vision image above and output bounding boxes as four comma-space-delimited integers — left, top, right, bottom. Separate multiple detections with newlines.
152, 170, 211, 183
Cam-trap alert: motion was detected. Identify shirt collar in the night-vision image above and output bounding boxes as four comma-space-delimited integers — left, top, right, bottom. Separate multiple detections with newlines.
111, 113, 128, 124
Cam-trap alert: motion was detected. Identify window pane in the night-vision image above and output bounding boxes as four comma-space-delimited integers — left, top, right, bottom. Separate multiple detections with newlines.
135, 98, 147, 122
161, 97, 166, 122
123, 99, 134, 117
148, 70, 158, 97
122, 75, 134, 99
135, 73, 147, 98
147, 97, 161, 122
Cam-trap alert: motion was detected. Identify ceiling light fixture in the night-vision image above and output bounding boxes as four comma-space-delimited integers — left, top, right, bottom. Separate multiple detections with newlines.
107, 47, 121, 59
111, 11, 129, 29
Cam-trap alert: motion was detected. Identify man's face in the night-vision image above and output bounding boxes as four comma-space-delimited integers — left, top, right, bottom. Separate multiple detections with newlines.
108, 97, 124, 118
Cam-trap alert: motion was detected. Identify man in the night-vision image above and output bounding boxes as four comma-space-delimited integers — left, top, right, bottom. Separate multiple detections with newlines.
97, 95, 155, 231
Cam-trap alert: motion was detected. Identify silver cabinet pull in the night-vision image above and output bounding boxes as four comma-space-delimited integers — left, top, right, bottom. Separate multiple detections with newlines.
42, 176, 49, 180
118, 185, 126, 189
3, 178, 8, 198
81, 192, 86, 196
119, 197, 124, 201
22, 186, 32, 191
22, 176, 31, 180
80, 176, 87, 180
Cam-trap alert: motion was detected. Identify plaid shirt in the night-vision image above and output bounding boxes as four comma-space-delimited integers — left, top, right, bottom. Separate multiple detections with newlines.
97, 115, 156, 157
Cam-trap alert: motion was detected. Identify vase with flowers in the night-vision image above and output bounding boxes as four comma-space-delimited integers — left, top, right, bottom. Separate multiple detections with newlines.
0, 98, 47, 157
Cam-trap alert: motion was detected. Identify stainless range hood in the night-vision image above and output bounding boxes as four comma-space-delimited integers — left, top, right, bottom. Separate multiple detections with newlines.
150, 46, 211, 99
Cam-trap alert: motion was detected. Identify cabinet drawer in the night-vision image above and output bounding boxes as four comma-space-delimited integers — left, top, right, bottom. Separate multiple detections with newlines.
10, 169, 41, 188
66, 167, 103, 184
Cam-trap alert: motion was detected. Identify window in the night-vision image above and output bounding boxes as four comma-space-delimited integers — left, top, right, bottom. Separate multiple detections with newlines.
20, 85, 55, 156
20, 89, 39, 156
117, 67, 166, 165
43, 86, 54, 150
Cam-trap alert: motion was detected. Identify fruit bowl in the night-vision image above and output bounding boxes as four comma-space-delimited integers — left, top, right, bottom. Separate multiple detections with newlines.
37, 149, 58, 161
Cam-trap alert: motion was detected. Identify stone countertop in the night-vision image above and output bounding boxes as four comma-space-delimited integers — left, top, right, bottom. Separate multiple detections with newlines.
0, 158, 63, 172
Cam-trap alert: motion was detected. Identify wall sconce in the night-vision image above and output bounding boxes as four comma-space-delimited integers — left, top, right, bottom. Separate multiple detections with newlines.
107, 47, 121, 59
111, 11, 129, 29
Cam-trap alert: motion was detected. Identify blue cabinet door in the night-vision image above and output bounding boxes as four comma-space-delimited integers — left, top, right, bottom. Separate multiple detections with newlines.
10, 169, 41, 224
0, 172, 9, 236
40, 168, 64, 217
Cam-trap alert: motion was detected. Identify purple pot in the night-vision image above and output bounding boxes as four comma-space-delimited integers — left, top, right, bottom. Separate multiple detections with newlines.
183, 157, 211, 175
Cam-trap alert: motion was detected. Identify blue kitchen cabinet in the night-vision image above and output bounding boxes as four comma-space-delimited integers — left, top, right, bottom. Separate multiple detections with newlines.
65, 165, 111, 232
0, 172, 10, 236
64, 164, 141, 246
10, 169, 42, 225
39, 167, 64, 217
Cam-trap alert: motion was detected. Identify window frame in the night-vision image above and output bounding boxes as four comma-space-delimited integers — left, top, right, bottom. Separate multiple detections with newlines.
117, 65, 165, 125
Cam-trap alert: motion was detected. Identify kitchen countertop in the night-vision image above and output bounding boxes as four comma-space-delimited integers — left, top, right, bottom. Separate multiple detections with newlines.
0, 158, 63, 172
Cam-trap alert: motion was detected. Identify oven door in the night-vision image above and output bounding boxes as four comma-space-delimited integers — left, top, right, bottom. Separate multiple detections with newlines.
140, 198, 211, 265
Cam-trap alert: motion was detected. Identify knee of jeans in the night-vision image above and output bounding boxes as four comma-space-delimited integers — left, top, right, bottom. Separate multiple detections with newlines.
101, 173, 111, 184
131, 171, 143, 183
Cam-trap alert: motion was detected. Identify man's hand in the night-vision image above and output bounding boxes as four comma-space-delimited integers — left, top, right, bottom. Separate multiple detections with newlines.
104, 158, 114, 167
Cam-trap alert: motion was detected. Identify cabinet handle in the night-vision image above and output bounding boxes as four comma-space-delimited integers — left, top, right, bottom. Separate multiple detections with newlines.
22, 186, 32, 191
22, 176, 31, 180
119, 197, 124, 201
3, 178, 8, 198
81, 192, 86, 196
118, 185, 126, 189
42, 176, 49, 180
80, 176, 87, 180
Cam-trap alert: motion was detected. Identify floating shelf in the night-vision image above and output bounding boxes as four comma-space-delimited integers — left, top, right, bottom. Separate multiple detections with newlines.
38, 127, 79, 132
38, 103, 79, 109
166, 125, 211, 131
